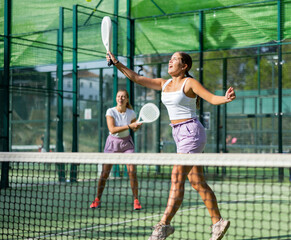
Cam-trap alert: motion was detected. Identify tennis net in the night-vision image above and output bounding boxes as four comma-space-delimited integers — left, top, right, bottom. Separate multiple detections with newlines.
0, 152, 291, 240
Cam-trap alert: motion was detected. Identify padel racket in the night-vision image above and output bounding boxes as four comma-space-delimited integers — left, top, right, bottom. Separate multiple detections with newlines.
101, 16, 113, 66
137, 103, 160, 123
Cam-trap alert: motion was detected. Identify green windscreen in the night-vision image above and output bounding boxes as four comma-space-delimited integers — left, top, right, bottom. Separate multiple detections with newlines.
1, 0, 291, 68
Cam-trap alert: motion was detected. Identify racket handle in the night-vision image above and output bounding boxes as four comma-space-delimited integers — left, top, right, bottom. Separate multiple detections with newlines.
108, 59, 113, 66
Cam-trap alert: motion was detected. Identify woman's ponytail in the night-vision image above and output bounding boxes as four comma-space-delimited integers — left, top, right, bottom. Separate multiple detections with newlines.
180, 52, 201, 109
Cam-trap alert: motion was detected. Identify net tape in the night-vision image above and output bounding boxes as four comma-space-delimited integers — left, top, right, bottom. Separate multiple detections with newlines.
1, 152, 291, 167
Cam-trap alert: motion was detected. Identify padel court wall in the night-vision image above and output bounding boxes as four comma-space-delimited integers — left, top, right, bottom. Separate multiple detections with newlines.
1, 0, 291, 185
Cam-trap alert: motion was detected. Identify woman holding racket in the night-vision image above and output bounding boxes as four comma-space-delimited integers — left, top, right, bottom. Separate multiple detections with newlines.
90, 89, 143, 210
107, 51, 235, 240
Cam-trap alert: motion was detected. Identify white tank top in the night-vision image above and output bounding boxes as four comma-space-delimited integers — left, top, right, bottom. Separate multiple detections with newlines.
161, 78, 197, 120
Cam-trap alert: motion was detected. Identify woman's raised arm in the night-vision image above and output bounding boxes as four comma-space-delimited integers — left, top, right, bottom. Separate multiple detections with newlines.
107, 51, 164, 91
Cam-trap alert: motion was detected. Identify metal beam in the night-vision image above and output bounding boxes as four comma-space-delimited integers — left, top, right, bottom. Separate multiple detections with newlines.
112, 0, 119, 106
198, 11, 204, 126
127, 0, 135, 102
72, 5, 78, 153
70, 4, 79, 182
45, 73, 51, 152
112, 0, 120, 177
83, 0, 104, 26
98, 69, 104, 152
56, 7, 66, 182
0, 0, 11, 189
277, 0, 283, 181
150, 0, 166, 15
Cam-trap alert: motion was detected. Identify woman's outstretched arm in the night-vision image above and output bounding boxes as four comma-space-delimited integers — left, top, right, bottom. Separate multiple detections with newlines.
107, 51, 164, 91
188, 78, 236, 105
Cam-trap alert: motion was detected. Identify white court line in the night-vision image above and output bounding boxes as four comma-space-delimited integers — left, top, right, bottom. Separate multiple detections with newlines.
26, 195, 265, 239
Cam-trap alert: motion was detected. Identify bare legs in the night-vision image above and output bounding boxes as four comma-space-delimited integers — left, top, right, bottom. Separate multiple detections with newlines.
96, 164, 139, 200
188, 166, 221, 224
160, 165, 222, 225
160, 165, 192, 224
96, 164, 113, 199
98, 164, 221, 225
126, 164, 139, 200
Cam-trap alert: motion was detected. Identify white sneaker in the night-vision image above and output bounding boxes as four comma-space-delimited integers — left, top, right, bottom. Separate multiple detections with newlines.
209, 219, 230, 240
148, 223, 175, 240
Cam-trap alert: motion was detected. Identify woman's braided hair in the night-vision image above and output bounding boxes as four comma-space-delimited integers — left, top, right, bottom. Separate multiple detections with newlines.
178, 52, 200, 109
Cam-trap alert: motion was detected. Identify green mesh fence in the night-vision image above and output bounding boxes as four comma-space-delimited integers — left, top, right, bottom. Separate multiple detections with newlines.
1, 0, 291, 154
1, 0, 291, 67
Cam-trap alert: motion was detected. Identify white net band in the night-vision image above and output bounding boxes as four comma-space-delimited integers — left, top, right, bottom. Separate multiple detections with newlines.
0, 152, 291, 167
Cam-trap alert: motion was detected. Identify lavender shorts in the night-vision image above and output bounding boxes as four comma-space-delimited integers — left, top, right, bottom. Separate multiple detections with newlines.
104, 135, 134, 153
170, 118, 207, 153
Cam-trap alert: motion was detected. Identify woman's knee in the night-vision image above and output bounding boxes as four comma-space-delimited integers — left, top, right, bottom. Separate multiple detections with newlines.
101, 165, 113, 179
100, 171, 110, 179
126, 165, 137, 177
191, 181, 212, 192
171, 166, 191, 182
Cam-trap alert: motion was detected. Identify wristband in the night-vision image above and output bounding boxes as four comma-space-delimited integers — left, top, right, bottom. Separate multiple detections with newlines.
113, 60, 119, 65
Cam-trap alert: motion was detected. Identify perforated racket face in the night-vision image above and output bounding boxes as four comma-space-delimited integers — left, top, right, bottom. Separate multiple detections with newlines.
137, 103, 160, 123
101, 16, 112, 51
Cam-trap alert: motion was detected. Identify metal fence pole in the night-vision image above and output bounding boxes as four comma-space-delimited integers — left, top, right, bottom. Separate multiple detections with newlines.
70, 4, 79, 182
222, 58, 227, 175
45, 72, 51, 152
198, 11, 204, 126
112, 0, 120, 177
0, 0, 11, 189
155, 64, 162, 173
98, 69, 104, 152
277, 0, 284, 181
56, 7, 66, 182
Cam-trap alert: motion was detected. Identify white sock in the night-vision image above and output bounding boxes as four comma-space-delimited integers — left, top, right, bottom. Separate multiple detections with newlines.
213, 218, 223, 226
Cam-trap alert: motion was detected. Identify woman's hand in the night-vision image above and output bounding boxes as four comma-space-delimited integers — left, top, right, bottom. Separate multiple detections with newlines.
225, 87, 236, 103
129, 122, 143, 132
106, 51, 119, 65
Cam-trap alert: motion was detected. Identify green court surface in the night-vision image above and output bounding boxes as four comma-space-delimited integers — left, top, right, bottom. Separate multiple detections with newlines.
1, 164, 291, 239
